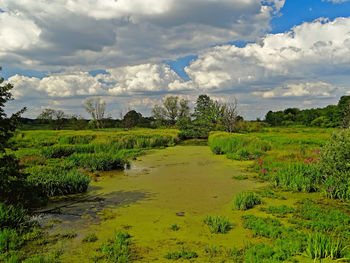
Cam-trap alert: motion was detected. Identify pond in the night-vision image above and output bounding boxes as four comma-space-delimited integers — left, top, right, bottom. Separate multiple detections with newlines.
38, 145, 264, 262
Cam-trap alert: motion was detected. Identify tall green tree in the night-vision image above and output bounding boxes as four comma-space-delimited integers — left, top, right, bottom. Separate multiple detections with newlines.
152, 96, 190, 126
122, 110, 142, 129
0, 69, 29, 204
338, 96, 350, 128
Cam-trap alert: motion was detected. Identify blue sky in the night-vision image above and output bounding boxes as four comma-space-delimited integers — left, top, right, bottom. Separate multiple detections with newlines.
164, 0, 350, 81
1, 0, 350, 119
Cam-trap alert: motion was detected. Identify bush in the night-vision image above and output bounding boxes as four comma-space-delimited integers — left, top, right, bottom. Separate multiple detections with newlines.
204, 216, 232, 234
318, 129, 350, 200
235, 121, 265, 133
233, 192, 262, 210
0, 203, 27, 229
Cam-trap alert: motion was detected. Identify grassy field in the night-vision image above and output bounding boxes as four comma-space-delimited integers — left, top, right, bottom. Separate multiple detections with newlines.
209, 127, 350, 262
2, 127, 350, 262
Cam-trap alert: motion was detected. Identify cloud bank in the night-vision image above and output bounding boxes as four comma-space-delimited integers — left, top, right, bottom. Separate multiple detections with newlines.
2, 1, 350, 119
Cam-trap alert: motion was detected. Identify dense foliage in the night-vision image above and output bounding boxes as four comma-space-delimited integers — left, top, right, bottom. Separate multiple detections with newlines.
318, 129, 350, 200
265, 96, 350, 127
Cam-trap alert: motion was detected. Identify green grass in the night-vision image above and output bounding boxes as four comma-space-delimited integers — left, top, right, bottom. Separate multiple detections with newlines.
40, 144, 95, 158
305, 233, 345, 261
232, 174, 249, 180
0, 203, 27, 229
54, 230, 77, 239
82, 233, 98, 243
233, 192, 262, 210
290, 200, 350, 236
66, 152, 129, 171
100, 231, 132, 263
208, 131, 271, 160
204, 216, 232, 234
269, 162, 322, 192
26, 166, 90, 197
261, 205, 295, 218
164, 248, 198, 260
0, 228, 22, 253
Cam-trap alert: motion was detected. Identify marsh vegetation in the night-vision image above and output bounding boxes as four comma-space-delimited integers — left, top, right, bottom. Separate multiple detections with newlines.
1, 80, 350, 262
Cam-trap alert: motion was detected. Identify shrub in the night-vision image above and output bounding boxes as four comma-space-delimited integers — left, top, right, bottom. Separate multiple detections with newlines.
318, 129, 350, 200
204, 216, 232, 234
233, 192, 262, 210
0, 203, 27, 229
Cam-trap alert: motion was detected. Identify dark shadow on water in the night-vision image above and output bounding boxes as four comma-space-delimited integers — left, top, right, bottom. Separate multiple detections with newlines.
36, 190, 152, 221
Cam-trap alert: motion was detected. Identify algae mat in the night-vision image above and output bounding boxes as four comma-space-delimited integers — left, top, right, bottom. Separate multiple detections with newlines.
45, 146, 263, 262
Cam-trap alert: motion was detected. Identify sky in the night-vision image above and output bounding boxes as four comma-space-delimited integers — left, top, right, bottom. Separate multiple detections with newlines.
1, 0, 350, 120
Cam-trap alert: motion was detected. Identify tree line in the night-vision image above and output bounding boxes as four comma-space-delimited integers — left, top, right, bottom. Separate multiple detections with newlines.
265, 96, 350, 128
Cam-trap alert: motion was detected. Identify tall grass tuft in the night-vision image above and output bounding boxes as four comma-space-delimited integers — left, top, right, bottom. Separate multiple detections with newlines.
0, 203, 27, 229
204, 216, 232, 234
208, 132, 271, 160
41, 144, 95, 158
59, 135, 96, 145
270, 162, 321, 192
233, 192, 262, 210
26, 166, 90, 197
0, 228, 22, 253
306, 233, 344, 261
100, 231, 132, 263
66, 152, 129, 171
164, 248, 198, 260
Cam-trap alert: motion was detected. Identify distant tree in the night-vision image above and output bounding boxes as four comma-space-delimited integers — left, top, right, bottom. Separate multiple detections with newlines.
37, 108, 66, 130
222, 99, 238, 133
152, 96, 190, 126
122, 110, 142, 129
69, 114, 88, 130
84, 97, 106, 129
163, 96, 179, 123
193, 95, 212, 119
